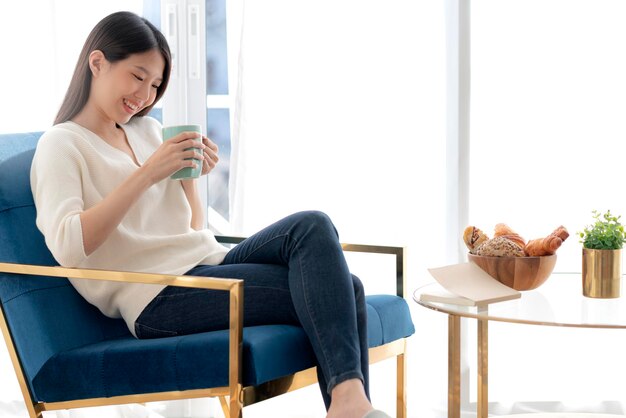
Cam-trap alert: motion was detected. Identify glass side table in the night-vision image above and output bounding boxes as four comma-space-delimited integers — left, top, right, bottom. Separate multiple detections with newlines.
414, 273, 626, 418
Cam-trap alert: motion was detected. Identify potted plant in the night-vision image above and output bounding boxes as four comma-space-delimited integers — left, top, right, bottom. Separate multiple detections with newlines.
578, 210, 626, 298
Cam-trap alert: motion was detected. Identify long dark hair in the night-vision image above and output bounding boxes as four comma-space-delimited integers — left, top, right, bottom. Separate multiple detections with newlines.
54, 11, 171, 125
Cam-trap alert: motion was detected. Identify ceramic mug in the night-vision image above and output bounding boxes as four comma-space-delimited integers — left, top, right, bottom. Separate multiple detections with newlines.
162, 124, 203, 180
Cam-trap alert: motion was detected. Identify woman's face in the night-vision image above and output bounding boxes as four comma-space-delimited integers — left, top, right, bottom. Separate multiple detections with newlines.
90, 48, 165, 125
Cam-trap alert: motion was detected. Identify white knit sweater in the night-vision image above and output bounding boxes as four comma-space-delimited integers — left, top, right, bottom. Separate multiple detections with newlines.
30, 116, 229, 337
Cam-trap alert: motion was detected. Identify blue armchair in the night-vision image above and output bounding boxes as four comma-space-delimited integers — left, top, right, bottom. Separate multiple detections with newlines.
0, 132, 415, 418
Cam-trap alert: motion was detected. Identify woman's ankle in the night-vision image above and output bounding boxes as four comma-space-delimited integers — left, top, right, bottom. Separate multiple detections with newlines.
327, 379, 372, 418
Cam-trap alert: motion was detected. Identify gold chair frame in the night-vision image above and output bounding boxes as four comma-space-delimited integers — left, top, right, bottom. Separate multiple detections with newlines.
0, 237, 408, 418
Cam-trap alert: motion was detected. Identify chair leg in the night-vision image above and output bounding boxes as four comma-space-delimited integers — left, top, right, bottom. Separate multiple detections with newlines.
219, 395, 243, 418
396, 352, 407, 418
229, 392, 243, 418
25, 404, 42, 418
219, 396, 230, 416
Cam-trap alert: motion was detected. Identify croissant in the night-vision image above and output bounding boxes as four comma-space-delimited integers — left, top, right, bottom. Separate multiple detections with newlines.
463, 226, 489, 253
549, 225, 569, 242
524, 235, 563, 256
493, 223, 526, 250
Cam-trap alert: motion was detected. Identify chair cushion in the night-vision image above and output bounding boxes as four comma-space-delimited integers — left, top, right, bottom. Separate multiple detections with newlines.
31, 294, 414, 402
0, 150, 56, 266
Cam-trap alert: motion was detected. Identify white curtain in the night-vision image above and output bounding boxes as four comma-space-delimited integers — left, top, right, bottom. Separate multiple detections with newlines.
230, 1, 449, 417
230, 0, 448, 252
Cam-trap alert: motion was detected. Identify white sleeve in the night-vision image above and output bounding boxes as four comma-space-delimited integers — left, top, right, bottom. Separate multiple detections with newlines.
30, 134, 87, 267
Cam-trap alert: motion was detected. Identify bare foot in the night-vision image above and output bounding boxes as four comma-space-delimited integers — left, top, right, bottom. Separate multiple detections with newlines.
326, 379, 373, 418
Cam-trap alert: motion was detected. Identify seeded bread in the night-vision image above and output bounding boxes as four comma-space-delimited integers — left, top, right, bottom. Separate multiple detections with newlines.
474, 236, 525, 257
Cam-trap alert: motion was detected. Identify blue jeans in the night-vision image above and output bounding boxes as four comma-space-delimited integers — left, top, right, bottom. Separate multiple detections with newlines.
134, 211, 369, 408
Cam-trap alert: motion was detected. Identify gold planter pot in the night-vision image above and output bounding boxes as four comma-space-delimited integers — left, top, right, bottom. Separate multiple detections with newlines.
582, 248, 622, 298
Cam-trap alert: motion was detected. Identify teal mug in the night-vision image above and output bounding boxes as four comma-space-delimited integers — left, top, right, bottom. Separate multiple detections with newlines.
162, 124, 202, 180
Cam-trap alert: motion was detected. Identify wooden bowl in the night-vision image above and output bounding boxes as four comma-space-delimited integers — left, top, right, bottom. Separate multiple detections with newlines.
467, 253, 557, 291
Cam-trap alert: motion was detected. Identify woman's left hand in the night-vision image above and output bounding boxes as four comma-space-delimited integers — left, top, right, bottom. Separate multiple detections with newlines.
200, 135, 219, 176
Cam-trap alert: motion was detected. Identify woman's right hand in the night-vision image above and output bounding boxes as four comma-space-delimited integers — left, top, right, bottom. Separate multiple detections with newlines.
140, 131, 206, 184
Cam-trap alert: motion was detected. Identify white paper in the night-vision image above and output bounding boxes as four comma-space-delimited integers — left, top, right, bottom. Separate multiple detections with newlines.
427, 262, 520, 304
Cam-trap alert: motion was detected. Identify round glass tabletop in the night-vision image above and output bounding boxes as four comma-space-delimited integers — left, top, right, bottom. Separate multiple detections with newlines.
414, 273, 626, 328
497, 415, 624, 418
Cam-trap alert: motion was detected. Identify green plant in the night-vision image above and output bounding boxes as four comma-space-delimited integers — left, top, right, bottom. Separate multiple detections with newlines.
578, 210, 626, 250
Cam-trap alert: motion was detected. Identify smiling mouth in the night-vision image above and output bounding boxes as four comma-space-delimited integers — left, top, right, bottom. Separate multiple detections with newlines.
123, 99, 140, 112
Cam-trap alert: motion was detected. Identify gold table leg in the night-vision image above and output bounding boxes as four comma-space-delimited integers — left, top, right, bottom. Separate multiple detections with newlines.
397, 352, 407, 418
477, 318, 488, 418
448, 315, 461, 418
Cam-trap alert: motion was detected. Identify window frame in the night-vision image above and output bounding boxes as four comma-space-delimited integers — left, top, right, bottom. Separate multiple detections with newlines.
160, 0, 234, 233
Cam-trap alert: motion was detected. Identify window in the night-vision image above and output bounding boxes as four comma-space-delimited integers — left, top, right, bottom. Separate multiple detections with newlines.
469, 0, 626, 272
205, 0, 231, 223
158, 0, 233, 232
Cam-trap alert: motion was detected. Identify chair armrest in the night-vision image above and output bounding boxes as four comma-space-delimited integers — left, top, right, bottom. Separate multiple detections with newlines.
215, 235, 405, 298
216, 235, 246, 245
341, 243, 405, 299
0, 262, 242, 291
0, 261, 244, 408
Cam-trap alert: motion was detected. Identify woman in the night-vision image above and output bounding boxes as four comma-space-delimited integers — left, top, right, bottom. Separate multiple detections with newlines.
31, 11, 389, 418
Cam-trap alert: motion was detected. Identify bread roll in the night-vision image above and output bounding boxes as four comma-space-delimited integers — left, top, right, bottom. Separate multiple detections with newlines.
463, 226, 489, 253
475, 237, 526, 257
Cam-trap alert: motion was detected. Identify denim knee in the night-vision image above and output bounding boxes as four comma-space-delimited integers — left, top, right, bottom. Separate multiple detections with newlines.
292, 210, 337, 237
294, 210, 331, 225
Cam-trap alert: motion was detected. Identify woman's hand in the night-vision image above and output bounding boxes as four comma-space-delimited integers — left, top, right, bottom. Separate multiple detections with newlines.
200, 135, 219, 176
141, 131, 206, 184
179, 136, 218, 230
79, 132, 205, 255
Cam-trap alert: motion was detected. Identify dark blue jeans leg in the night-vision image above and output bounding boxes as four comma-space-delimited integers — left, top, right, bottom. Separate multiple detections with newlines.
314, 274, 370, 409
135, 211, 369, 409
221, 211, 369, 404
135, 263, 299, 337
